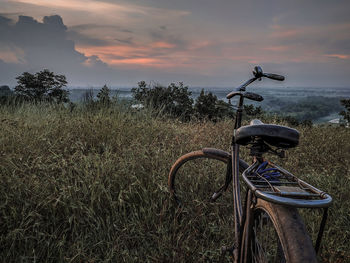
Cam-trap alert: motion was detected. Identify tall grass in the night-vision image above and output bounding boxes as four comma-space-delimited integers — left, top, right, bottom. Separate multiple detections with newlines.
0, 103, 349, 262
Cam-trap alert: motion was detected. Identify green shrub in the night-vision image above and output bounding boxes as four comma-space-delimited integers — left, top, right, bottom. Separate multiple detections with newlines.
194, 89, 233, 121
97, 84, 111, 106
132, 81, 194, 120
340, 98, 350, 123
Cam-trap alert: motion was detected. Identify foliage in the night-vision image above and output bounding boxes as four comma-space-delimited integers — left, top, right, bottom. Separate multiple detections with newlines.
97, 84, 111, 106
194, 89, 233, 121
339, 98, 350, 123
194, 89, 217, 120
14, 69, 69, 103
0, 85, 14, 104
0, 85, 12, 96
215, 99, 235, 119
132, 81, 194, 120
0, 104, 349, 262
80, 85, 117, 110
263, 114, 313, 127
282, 115, 302, 126
299, 119, 313, 127
132, 84, 235, 121
244, 104, 263, 116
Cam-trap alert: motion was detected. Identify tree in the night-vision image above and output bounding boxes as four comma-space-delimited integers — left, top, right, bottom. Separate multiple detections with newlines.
244, 104, 263, 116
0, 85, 14, 104
216, 99, 235, 119
14, 69, 69, 103
282, 116, 300, 126
194, 89, 233, 121
132, 81, 193, 120
340, 98, 350, 123
194, 89, 218, 120
0, 85, 12, 96
97, 84, 111, 106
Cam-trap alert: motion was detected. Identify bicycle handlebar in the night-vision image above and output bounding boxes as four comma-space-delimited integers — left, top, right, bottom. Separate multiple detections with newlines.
226, 66, 285, 99
253, 66, 284, 81
226, 77, 257, 99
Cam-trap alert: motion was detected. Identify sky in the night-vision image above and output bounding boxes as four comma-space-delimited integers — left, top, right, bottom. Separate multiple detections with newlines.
1, 0, 350, 88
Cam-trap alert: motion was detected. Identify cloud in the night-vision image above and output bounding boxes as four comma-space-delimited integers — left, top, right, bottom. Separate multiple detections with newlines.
10, 0, 191, 21
67, 23, 135, 49
149, 28, 185, 48
0, 14, 114, 85
115, 37, 134, 45
266, 22, 350, 64
67, 30, 110, 46
325, 54, 349, 60
83, 55, 108, 67
0, 14, 200, 86
69, 23, 130, 32
13, 0, 148, 15
2, 15, 86, 63
1, 0, 350, 87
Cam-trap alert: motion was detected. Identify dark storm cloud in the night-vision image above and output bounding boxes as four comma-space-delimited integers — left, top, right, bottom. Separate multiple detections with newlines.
0, 15, 83, 63
70, 23, 133, 33
0, 12, 22, 17
67, 30, 110, 46
0, 16, 12, 25
0, 14, 119, 85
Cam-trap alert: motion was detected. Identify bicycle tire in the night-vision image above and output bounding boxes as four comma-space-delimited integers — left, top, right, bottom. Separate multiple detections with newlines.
244, 198, 317, 263
168, 148, 248, 205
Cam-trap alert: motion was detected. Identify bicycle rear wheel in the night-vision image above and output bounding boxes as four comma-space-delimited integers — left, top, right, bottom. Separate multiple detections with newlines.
168, 148, 248, 205
245, 199, 318, 263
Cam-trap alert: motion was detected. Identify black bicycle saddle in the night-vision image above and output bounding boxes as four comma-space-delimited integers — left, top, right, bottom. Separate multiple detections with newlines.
235, 119, 299, 148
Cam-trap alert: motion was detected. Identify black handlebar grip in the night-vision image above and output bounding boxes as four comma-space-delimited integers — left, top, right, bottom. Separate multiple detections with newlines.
243, 92, 264, 102
263, 73, 285, 81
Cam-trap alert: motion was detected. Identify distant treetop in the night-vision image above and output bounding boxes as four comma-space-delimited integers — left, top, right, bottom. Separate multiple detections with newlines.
14, 69, 69, 103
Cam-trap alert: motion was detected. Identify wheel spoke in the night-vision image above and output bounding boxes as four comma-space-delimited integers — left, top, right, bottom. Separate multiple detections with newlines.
250, 208, 286, 263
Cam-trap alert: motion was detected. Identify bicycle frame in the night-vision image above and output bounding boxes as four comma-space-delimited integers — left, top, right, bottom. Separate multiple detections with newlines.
230, 93, 245, 261
169, 66, 332, 262
229, 91, 332, 262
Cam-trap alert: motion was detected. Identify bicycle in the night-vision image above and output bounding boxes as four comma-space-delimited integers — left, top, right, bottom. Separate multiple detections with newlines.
168, 66, 332, 262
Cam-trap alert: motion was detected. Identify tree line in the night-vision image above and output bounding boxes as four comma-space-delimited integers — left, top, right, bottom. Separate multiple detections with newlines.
0, 69, 112, 108
1, 69, 349, 124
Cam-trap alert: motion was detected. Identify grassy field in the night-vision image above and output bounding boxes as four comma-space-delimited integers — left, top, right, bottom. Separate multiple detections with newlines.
0, 103, 349, 262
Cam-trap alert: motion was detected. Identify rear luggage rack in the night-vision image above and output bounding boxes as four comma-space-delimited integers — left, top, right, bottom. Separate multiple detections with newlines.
242, 160, 332, 208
